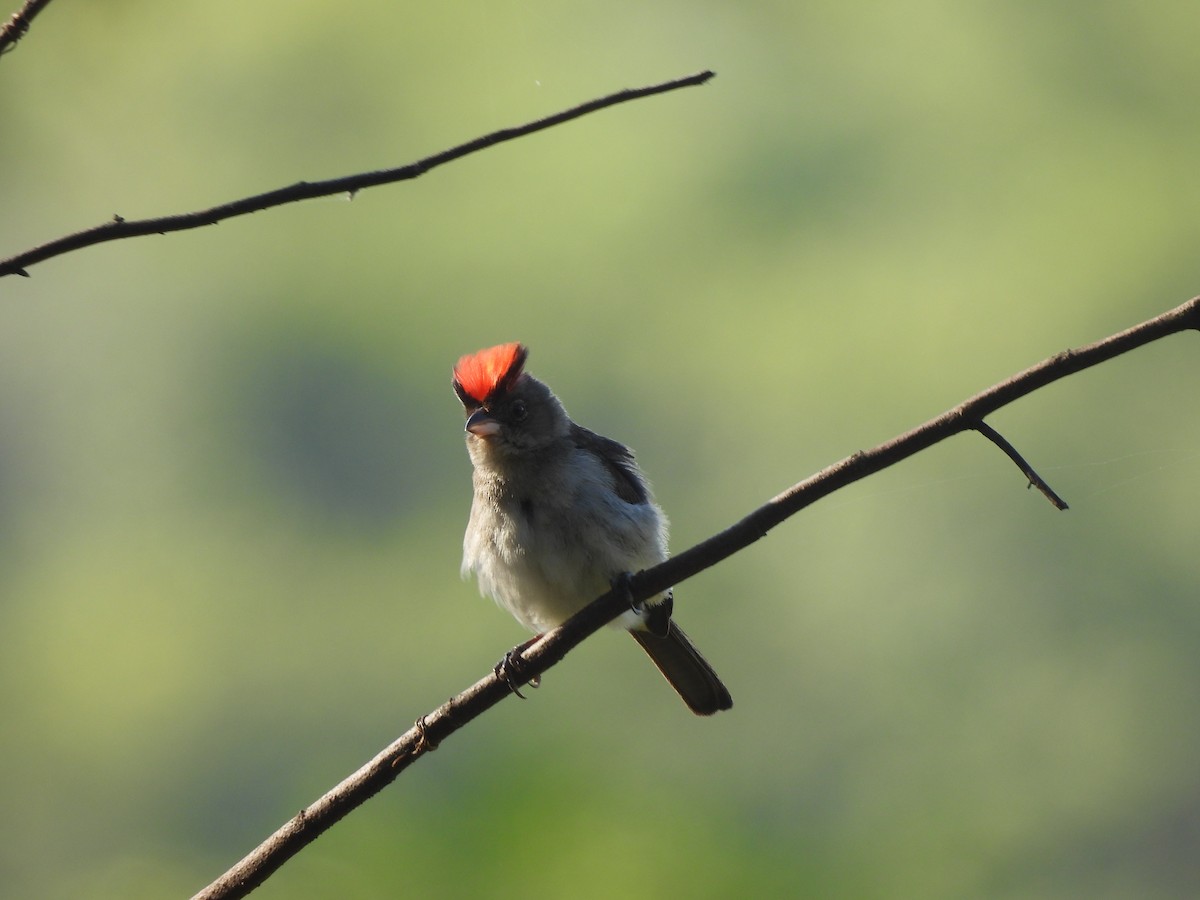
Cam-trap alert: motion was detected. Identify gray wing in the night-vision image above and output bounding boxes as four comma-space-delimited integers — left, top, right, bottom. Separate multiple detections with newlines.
569, 423, 650, 505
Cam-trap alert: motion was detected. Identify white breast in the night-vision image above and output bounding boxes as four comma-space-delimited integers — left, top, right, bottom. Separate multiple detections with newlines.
462, 446, 668, 634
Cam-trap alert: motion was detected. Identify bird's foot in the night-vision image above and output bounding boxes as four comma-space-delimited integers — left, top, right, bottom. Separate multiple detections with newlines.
494, 637, 541, 699
612, 572, 673, 637
612, 571, 640, 613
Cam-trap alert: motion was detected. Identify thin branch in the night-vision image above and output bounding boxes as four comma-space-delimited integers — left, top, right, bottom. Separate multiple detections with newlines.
972, 420, 1069, 509
192, 295, 1200, 900
626, 296, 1200, 610
0, 0, 53, 56
0, 69, 715, 278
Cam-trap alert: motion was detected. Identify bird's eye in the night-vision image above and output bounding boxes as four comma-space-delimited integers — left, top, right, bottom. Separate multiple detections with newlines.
511, 400, 528, 422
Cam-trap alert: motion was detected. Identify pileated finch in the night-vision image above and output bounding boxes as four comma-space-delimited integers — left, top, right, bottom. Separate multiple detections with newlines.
453, 342, 732, 716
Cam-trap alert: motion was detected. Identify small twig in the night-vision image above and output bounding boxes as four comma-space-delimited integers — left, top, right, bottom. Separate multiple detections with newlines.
971, 420, 1069, 510
191, 295, 1200, 900
0, 0, 54, 56
0, 69, 715, 278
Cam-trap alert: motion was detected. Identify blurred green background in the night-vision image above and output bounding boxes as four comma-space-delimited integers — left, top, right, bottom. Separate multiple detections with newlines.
3, 2, 1199, 897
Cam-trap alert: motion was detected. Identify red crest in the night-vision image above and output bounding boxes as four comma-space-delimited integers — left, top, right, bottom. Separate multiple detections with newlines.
453, 342, 528, 405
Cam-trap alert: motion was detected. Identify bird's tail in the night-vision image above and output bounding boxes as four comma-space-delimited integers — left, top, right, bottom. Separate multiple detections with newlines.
630, 624, 733, 716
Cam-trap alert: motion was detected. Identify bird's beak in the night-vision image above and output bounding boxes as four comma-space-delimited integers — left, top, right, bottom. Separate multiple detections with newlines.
465, 407, 501, 438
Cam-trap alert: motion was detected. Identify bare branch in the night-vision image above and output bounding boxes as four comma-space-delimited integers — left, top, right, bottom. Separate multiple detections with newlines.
191, 295, 1200, 899
971, 420, 1069, 510
0, 0, 53, 57
0, 69, 716, 278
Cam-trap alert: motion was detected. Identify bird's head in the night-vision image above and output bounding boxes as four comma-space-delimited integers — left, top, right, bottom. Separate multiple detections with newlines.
452, 342, 568, 455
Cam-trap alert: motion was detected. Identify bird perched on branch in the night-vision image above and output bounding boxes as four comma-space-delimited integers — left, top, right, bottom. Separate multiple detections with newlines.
453, 342, 732, 715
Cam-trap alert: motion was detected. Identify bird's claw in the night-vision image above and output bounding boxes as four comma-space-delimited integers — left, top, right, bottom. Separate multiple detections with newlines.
613, 572, 673, 637
612, 571, 639, 613
494, 640, 541, 699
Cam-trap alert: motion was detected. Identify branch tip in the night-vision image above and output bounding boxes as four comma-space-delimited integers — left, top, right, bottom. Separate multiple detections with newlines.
972, 420, 1069, 510
1, 69, 714, 277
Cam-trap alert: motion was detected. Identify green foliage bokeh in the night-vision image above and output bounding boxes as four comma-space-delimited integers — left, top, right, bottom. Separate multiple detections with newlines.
2, 2, 1199, 898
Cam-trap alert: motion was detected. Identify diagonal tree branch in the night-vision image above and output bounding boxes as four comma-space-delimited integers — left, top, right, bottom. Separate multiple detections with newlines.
192, 295, 1200, 900
0, 0, 53, 57
0, 69, 715, 278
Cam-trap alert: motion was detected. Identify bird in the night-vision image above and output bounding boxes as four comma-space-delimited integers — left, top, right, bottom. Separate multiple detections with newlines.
453, 341, 732, 715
